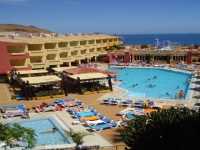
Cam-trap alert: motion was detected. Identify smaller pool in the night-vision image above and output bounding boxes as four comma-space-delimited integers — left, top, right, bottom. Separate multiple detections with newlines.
18, 117, 72, 146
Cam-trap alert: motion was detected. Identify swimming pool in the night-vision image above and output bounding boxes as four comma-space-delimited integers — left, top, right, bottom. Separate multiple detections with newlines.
18, 117, 72, 146
110, 67, 192, 100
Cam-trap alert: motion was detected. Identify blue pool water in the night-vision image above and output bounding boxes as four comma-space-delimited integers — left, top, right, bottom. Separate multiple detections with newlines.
18, 118, 72, 146
110, 67, 192, 100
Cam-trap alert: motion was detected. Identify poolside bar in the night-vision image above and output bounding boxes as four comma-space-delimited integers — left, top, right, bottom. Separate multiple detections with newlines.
62, 67, 113, 94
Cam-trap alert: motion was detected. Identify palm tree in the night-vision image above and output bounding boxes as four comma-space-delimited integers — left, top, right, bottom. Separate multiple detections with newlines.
0, 123, 36, 149
66, 130, 89, 150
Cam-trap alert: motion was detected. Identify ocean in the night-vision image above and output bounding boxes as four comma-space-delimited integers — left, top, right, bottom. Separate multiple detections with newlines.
119, 34, 200, 45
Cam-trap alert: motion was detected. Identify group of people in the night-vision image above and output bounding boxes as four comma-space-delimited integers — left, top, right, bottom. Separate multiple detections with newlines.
132, 75, 158, 88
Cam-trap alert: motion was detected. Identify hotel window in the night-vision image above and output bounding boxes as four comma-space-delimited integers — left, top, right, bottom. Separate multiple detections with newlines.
30, 56, 43, 63
80, 41, 87, 45
46, 54, 56, 60
60, 52, 68, 58
70, 41, 78, 47
81, 49, 87, 54
44, 43, 56, 49
103, 39, 107, 43
96, 40, 101, 44
58, 42, 68, 48
7, 45, 25, 53
28, 44, 42, 51
10, 59, 26, 66
89, 48, 95, 53
71, 51, 78, 56
88, 40, 95, 44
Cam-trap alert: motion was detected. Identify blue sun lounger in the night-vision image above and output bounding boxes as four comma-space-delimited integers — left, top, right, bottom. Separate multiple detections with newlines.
89, 122, 113, 131
77, 111, 96, 117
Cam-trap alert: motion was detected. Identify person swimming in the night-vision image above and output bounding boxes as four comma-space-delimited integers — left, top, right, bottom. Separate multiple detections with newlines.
148, 84, 156, 88
146, 78, 151, 82
153, 76, 157, 79
166, 92, 170, 96
132, 83, 138, 88
40, 127, 57, 134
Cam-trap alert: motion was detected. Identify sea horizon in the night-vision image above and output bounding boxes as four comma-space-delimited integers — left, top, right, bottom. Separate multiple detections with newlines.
117, 33, 200, 45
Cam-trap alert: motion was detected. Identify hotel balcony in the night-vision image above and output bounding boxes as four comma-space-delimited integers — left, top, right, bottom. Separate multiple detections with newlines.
69, 41, 79, 47
59, 47, 70, 52
47, 60, 60, 66
60, 56, 74, 62
10, 59, 30, 69
9, 52, 29, 60
45, 43, 59, 53
70, 50, 78, 57
30, 56, 44, 68
58, 42, 68, 48
28, 44, 43, 51
31, 63, 45, 69
7, 45, 26, 54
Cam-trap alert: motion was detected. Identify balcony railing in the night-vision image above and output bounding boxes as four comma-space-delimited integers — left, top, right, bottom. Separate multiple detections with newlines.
31, 63, 45, 69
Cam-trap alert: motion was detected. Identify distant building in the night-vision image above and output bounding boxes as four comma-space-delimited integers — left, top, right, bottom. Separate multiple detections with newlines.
107, 45, 200, 65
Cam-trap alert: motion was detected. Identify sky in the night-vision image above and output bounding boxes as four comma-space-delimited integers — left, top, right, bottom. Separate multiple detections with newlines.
0, 0, 200, 34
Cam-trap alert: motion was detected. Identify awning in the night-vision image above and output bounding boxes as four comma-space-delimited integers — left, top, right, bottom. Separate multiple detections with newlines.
68, 72, 108, 81
17, 69, 48, 75
21, 75, 61, 85
52, 67, 77, 73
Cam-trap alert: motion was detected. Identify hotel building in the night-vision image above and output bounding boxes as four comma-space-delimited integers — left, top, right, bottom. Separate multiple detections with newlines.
0, 33, 121, 74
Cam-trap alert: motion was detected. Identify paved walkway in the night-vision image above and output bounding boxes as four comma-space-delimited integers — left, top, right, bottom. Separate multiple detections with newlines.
0, 83, 11, 101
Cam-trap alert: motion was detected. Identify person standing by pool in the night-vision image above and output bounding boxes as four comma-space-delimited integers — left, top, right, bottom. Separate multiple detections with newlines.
179, 90, 185, 98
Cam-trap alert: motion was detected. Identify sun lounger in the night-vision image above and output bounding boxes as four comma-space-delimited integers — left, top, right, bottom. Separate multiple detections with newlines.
101, 117, 111, 123
134, 108, 144, 116
65, 101, 77, 107
35, 106, 43, 113
118, 107, 135, 115
16, 104, 26, 112
101, 99, 110, 104
3, 111, 25, 118
109, 100, 119, 105
119, 100, 132, 106
89, 122, 113, 131
80, 116, 98, 121
77, 111, 96, 117
43, 105, 56, 112
16, 95, 25, 100
86, 120, 105, 126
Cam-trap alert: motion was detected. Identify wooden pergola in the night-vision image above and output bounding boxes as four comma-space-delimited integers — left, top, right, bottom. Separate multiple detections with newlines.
62, 68, 113, 94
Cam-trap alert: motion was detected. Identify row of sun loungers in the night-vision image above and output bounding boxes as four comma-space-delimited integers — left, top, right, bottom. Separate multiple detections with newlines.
101, 98, 156, 108
34, 97, 82, 113
101, 98, 132, 106
0, 104, 27, 118
67, 105, 117, 132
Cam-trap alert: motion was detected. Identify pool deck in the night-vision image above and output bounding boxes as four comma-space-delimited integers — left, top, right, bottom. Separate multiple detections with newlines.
1, 65, 200, 150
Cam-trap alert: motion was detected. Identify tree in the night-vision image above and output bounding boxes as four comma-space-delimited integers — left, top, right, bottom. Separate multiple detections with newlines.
66, 130, 89, 150
0, 123, 36, 149
120, 107, 200, 150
